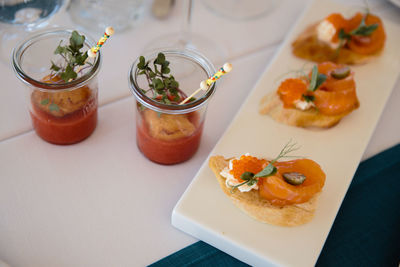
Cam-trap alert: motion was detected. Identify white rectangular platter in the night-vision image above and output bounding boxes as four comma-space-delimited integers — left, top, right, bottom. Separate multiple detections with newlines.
172, 0, 400, 266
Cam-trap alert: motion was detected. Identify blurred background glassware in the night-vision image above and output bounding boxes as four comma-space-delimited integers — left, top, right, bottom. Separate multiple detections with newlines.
129, 49, 216, 164
0, 0, 67, 64
144, 0, 227, 66
151, 0, 174, 20
67, 0, 145, 34
12, 28, 101, 144
201, 0, 279, 21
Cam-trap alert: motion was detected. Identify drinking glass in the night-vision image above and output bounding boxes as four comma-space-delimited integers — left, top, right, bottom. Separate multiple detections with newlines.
0, 0, 66, 63
202, 0, 278, 21
67, 0, 145, 33
129, 49, 216, 164
12, 28, 101, 145
145, 0, 227, 65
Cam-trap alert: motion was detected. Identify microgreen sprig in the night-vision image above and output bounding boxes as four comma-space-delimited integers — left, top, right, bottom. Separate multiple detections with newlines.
229, 140, 301, 192
50, 31, 91, 82
137, 53, 188, 105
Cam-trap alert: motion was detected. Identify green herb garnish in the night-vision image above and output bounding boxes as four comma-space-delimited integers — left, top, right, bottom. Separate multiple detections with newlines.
308, 65, 327, 92
40, 98, 50, 105
337, 13, 379, 53
229, 140, 300, 192
338, 28, 352, 41
302, 94, 315, 102
352, 23, 378, 36
49, 103, 60, 112
137, 53, 188, 105
349, 14, 378, 38
40, 98, 60, 111
50, 31, 90, 82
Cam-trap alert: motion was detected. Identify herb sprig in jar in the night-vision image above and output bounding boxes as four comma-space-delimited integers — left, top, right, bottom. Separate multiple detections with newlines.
49, 31, 92, 82
137, 53, 190, 105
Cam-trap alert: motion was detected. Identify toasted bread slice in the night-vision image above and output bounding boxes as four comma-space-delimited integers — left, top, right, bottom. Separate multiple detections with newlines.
292, 22, 382, 65
209, 155, 319, 226
259, 91, 354, 128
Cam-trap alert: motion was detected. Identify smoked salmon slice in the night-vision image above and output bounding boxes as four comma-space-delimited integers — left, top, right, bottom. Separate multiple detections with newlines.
259, 159, 326, 206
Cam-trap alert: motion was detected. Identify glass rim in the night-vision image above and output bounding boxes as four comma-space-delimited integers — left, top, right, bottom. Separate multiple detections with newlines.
128, 49, 216, 114
12, 27, 101, 92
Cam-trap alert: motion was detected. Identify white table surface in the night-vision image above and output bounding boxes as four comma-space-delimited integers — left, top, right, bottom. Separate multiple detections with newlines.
0, 0, 399, 266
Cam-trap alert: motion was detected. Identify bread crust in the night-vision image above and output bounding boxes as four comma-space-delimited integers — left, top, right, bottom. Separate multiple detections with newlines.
259, 91, 354, 128
292, 22, 382, 65
209, 156, 319, 226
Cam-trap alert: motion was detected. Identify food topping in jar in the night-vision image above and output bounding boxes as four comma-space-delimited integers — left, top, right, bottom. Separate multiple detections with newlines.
142, 109, 195, 141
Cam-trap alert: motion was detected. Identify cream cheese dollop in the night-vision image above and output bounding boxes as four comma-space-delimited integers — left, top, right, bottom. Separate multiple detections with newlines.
294, 99, 315, 111
316, 19, 340, 49
219, 154, 259, 193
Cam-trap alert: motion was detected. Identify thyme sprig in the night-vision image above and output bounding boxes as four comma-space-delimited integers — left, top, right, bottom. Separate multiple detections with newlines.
50, 31, 91, 82
229, 140, 301, 192
137, 53, 189, 105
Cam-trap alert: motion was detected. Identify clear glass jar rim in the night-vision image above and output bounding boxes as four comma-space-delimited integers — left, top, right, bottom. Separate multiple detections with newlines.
12, 27, 101, 92
128, 49, 216, 114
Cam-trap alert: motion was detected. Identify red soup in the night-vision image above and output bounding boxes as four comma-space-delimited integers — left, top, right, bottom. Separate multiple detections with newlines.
136, 108, 203, 165
30, 82, 98, 145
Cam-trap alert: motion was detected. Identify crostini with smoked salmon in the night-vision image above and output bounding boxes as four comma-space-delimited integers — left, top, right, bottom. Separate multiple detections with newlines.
209, 142, 326, 226
259, 62, 359, 128
292, 12, 386, 64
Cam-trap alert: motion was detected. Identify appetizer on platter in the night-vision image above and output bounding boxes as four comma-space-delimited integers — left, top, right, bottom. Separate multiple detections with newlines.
292, 11, 386, 64
209, 142, 326, 226
259, 62, 359, 128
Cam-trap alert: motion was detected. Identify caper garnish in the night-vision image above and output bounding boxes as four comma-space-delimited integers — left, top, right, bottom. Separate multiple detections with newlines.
282, 172, 306, 185
331, 67, 350, 79
240, 171, 255, 181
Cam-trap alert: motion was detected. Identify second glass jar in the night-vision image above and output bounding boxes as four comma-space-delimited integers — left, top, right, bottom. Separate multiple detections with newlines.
129, 49, 216, 164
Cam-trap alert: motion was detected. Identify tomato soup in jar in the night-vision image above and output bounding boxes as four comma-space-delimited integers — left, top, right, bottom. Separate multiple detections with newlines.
12, 28, 101, 145
129, 50, 216, 164
136, 107, 203, 164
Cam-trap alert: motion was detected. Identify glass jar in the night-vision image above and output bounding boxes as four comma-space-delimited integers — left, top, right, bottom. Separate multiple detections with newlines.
129, 49, 216, 165
12, 28, 101, 145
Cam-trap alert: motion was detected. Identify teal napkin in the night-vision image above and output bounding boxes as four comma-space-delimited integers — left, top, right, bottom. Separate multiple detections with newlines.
150, 144, 400, 267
